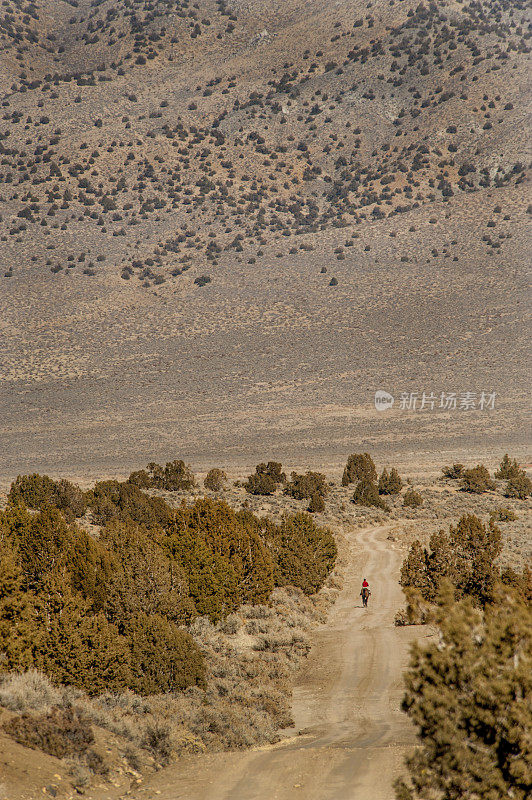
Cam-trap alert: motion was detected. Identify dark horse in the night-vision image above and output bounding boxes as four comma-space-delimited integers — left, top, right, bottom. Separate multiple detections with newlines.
361, 587, 370, 607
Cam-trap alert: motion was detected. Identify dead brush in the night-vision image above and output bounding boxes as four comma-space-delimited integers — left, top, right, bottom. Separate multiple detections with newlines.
0, 670, 62, 713
1, 704, 95, 760
140, 719, 172, 765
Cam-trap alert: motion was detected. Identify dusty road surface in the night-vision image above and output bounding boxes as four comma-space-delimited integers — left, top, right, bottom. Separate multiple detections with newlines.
123, 526, 425, 800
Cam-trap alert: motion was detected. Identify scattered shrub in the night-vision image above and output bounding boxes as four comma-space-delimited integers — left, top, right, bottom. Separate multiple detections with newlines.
244, 462, 286, 495
89, 480, 174, 526
146, 460, 196, 491
441, 463, 464, 479
378, 468, 403, 495
460, 464, 496, 494
352, 479, 387, 510
284, 471, 328, 500
307, 492, 325, 513
127, 461, 195, 491
494, 454, 520, 480
403, 489, 423, 508
244, 472, 277, 495
342, 453, 377, 486
489, 507, 517, 522
204, 468, 227, 491
127, 469, 153, 488
8, 474, 87, 521
504, 470, 532, 500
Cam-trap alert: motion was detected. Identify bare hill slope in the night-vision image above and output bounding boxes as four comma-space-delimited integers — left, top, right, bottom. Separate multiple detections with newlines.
0, 0, 530, 478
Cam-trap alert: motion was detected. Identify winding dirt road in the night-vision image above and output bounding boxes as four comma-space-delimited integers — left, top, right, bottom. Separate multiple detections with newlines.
125, 525, 423, 800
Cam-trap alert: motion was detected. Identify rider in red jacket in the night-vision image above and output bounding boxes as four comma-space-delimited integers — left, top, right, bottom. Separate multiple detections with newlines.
361, 579, 371, 606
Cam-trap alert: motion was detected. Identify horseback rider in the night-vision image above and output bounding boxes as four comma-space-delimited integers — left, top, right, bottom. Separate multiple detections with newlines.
360, 579, 371, 607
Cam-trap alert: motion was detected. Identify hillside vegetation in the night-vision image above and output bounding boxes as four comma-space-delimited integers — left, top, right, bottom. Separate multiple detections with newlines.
0, 0, 529, 284
396, 458, 531, 800
0, 0, 530, 478
0, 453, 530, 795
1, 472, 336, 695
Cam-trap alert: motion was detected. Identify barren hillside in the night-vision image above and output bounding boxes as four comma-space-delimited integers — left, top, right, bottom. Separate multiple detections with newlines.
0, 0, 530, 479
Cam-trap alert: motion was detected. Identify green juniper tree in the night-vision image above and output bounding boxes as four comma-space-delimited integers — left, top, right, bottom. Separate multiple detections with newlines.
395, 587, 531, 800
341, 453, 377, 486
494, 453, 520, 480
352, 479, 388, 510
378, 467, 403, 495
460, 464, 496, 493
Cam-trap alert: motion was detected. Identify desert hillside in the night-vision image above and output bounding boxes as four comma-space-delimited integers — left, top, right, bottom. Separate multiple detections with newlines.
0, 0, 530, 480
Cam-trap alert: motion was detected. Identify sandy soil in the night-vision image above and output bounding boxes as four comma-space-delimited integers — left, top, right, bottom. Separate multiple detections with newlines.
119, 524, 424, 800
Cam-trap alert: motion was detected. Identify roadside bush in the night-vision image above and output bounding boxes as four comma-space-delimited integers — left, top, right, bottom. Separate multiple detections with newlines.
460, 464, 496, 494
99, 521, 195, 625
378, 468, 402, 495
394, 587, 431, 627
34, 597, 132, 695
400, 514, 502, 606
126, 614, 206, 695
2, 705, 94, 758
204, 468, 227, 491
403, 489, 423, 507
164, 498, 275, 618
1, 487, 336, 699
264, 513, 337, 595
284, 471, 328, 500
342, 453, 377, 485
0, 670, 61, 713
141, 720, 172, 765
352, 479, 387, 510
395, 591, 531, 800
500, 565, 532, 604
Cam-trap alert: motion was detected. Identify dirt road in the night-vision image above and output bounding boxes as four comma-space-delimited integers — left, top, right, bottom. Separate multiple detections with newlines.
124, 525, 423, 800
